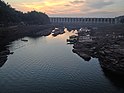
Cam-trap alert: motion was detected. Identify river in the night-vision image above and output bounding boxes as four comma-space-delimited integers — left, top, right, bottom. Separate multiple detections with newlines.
0, 28, 124, 93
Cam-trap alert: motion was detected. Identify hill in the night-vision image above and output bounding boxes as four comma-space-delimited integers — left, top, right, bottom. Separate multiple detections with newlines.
0, 0, 50, 26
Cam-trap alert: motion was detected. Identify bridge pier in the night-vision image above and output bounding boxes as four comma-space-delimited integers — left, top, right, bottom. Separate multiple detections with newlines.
50, 17, 117, 24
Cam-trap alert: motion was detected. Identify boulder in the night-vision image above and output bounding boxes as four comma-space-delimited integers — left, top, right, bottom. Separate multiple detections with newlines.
78, 53, 91, 61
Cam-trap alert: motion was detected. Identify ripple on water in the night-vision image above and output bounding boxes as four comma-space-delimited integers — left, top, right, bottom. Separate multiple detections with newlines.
0, 31, 124, 93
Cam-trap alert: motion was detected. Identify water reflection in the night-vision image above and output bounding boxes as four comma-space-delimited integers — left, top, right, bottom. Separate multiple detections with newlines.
47, 29, 77, 41
0, 27, 124, 93
0, 28, 76, 68
102, 69, 124, 89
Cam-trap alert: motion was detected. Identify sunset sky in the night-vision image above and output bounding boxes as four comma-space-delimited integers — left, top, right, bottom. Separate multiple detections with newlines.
4, 0, 124, 17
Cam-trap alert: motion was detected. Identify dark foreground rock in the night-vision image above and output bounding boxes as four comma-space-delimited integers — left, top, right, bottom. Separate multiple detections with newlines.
0, 49, 10, 67
72, 24, 124, 75
73, 49, 91, 61
98, 48, 124, 75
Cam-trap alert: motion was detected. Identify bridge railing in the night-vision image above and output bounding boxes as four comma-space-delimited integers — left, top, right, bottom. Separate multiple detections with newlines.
50, 17, 116, 24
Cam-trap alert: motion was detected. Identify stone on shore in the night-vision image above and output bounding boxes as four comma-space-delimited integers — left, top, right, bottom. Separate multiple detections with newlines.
72, 25, 124, 75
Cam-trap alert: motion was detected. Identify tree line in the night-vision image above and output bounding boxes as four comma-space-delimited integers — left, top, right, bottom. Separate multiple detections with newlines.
0, 0, 50, 26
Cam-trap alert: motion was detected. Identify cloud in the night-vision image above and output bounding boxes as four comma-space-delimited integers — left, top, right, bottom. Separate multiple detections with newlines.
4, 0, 124, 17
64, 4, 71, 7
64, 0, 84, 7
83, 10, 120, 17
70, 0, 84, 4
87, 0, 114, 9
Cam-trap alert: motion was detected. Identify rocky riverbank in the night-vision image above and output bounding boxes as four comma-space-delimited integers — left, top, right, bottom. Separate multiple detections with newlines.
72, 24, 124, 75
0, 24, 54, 67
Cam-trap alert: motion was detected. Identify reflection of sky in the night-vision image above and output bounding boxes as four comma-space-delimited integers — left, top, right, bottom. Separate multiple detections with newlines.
9, 29, 76, 51
4, 0, 124, 17
47, 29, 77, 41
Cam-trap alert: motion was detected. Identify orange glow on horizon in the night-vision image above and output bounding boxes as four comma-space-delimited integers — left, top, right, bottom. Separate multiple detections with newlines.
5, 0, 124, 17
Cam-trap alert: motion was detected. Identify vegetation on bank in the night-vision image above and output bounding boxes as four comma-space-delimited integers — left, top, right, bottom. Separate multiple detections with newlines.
0, 0, 50, 26
0, 0, 53, 52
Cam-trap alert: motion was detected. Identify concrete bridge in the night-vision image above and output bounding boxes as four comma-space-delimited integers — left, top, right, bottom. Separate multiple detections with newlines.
50, 16, 123, 29
50, 17, 117, 24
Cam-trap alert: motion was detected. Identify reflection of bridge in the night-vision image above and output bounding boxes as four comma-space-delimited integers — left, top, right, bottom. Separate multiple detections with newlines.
50, 17, 119, 24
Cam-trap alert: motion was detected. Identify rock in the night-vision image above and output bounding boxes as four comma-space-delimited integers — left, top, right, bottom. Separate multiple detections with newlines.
21, 39, 28, 42
0, 49, 10, 55
0, 55, 7, 58
104, 50, 112, 54
99, 53, 124, 75
91, 47, 96, 50
10, 52, 14, 55
0, 49, 10, 67
72, 25, 124, 75
120, 59, 124, 62
0, 55, 8, 67
78, 53, 91, 61
99, 51, 105, 55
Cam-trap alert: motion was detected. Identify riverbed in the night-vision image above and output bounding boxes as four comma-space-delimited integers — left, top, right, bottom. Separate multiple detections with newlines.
0, 29, 124, 93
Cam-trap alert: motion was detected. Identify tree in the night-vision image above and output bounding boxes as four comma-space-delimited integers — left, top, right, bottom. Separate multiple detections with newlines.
0, 0, 50, 26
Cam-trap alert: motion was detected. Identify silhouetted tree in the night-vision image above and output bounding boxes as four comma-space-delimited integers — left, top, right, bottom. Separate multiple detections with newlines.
0, 0, 50, 26
23, 11, 50, 25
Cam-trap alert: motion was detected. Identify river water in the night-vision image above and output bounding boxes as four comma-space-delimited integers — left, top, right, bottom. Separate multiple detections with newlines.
0, 29, 124, 93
